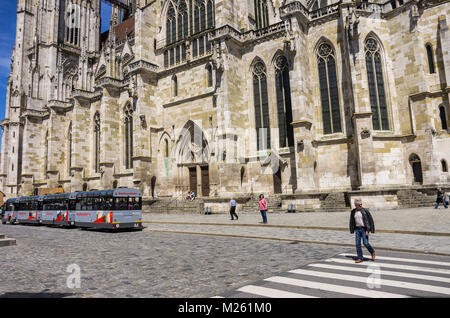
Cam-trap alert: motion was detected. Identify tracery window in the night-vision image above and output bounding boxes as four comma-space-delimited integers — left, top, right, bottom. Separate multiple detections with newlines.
254, 0, 269, 30
94, 112, 100, 173
274, 55, 294, 148
64, 0, 81, 46
253, 60, 271, 150
164, 0, 215, 68
365, 37, 390, 131
124, 103, 134, 170
166, 3, 176, 45
317, 42, 342, 135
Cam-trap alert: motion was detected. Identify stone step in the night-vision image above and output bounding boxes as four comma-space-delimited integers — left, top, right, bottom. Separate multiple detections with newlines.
0, 238, 16, 247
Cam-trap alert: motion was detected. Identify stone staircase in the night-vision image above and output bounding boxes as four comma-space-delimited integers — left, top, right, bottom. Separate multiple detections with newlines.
397, 189, 437, 208
143, 197, 205, 214
240, 195, 283, 213
319, 192, 350, 212
0, 234, 16, 247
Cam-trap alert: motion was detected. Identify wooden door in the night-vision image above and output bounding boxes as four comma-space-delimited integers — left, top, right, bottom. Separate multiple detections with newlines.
189, 167, 197, 194
412, 162, 423, 184
201, 166, 210, 197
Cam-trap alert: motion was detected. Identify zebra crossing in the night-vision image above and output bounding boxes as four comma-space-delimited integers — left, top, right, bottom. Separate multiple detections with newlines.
218, 251, 450, 298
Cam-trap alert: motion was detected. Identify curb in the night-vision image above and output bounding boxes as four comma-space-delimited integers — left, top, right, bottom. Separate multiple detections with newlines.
143, 221, 450, 237
146, 228, 450, 257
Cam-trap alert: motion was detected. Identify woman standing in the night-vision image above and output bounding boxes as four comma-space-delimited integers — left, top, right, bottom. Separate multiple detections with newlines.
258, 194, 268, 224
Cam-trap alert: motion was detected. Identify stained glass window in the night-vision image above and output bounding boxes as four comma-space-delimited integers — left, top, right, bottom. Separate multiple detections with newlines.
253, 61, 271, 150
365, 37, 390, 131
275, 55, 294, 148
317, 43, 342, 135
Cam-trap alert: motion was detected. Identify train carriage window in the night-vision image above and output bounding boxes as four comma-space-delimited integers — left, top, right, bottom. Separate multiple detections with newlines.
81, 198, 88, 210
87, 198, 93, 211
104, 198, 113, 210
69, 200, 76, 210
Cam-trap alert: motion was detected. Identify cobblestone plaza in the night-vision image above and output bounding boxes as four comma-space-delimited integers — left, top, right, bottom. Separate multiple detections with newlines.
1, 206, 450, 298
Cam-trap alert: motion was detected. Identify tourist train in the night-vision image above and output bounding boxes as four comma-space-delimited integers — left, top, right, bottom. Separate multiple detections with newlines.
1, 188, 143, 231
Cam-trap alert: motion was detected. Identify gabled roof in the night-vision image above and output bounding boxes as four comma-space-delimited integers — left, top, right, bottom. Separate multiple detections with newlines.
100, 16, 135, 49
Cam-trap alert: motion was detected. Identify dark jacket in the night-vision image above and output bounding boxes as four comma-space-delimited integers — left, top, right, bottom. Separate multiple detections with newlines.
437, 190, 444, 203
349, 208, 375, 234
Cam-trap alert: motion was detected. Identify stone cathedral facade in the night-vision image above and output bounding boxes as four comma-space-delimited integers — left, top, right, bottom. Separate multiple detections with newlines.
1, 0, 450, 210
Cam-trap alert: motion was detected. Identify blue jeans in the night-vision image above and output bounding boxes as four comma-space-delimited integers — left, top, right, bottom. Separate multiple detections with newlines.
355, 228, 375, 261
435, 199, 448, 209
260, 210, 267, 223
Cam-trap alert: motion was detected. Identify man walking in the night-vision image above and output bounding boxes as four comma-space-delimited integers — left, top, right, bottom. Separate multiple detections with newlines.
230, 198, 238, 220
435, 188, 448, 209
349, 199, 376, 263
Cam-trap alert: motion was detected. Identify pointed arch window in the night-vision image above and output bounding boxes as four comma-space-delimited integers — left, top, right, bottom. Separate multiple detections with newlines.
166, 3, 176, 45
274, 55, 294, 148
254, 0, 269, 30
317, 42, 342, 135
365, 37, 390, 131
124, 103, 134, 170
207, 0, 214, 29
94, 112, 101, 173
253, 61, 271, 150
426, 44, 435, 74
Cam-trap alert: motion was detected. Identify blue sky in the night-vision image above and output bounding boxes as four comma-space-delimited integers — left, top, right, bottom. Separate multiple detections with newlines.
0, 1, 112, 149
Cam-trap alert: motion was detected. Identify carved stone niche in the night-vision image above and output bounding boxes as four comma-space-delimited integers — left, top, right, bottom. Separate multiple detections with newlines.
346, 10, 360, 40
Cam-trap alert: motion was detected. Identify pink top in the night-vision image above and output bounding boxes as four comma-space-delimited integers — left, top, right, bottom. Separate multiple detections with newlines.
258, 198, 267, 211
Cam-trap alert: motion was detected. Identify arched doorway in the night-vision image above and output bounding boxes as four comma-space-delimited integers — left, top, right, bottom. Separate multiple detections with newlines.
175, 121, 211, 197
409, 154, 423, 184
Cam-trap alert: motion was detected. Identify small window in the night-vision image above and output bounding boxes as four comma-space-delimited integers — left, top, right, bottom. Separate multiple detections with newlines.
442, 160, 448, 173
426, 44, 435, 74
164, 139, 169, 158
439, 105, 448, 130
207, 64, 213, 87
172, 76, 178, 97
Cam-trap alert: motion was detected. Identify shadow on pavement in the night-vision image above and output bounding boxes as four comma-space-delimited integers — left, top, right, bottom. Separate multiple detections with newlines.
0, 292, 75, 298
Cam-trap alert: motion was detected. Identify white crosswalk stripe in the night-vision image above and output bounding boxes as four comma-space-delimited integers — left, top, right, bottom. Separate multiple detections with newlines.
264, 276, 409, 298
237, 285, 318, 298
217, 252, 450, 298
288, 268, 450, 295
339, 253, 450, 267
326, 258, 450, 275
308, 263, 450, 284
